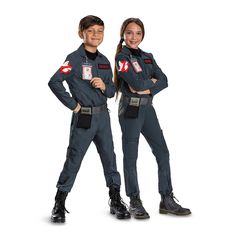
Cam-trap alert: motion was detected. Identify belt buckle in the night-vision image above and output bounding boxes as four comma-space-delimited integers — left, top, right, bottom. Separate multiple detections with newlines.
129, 97, 140, 107
81, 107, 92, 115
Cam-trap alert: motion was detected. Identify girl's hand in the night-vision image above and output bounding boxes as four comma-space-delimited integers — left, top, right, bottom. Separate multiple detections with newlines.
128, 85, 137, 93
90, 77, 106, 91
73, 103, 81, 113
151, 78, 158, 83
137, 89, 151, 95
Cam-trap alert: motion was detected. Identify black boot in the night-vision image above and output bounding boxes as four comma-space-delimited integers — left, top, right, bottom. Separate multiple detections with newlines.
129, 195, 150, 219
159, 193, 191, 216
109, 185, 130, 219
51, 190, 69, 223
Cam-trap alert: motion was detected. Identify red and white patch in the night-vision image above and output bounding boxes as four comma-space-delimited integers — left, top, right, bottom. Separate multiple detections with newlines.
60, 61, 72, 74
118, 60, 130, 72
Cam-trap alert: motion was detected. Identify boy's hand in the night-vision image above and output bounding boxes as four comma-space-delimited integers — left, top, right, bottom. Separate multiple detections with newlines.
73, 103, 81, 113
90, 77, 106, 91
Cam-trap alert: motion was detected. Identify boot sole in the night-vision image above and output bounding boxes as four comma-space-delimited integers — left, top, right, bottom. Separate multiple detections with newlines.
129, 210, 150, 219
110, 209, 131, 219
51, 217, 65, 223
133, 214, 150, 219
159, 208, 191, 216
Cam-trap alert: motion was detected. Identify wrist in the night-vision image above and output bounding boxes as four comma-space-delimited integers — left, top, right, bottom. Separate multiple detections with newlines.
73, 103, 81, 113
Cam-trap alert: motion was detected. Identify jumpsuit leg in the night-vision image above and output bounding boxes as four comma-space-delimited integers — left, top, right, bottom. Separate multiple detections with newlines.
141, 106, 173, 195
93, 111, 121, 187
56, 112, 96, 192
119, 106, 144, 197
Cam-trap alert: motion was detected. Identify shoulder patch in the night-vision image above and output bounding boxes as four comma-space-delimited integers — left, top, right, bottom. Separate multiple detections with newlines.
118, 60, 130, 72
60, 61, 72, 74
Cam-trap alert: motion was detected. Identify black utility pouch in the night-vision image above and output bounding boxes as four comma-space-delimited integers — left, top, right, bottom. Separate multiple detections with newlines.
124, 97, 140, 118
77, 107, 92, 129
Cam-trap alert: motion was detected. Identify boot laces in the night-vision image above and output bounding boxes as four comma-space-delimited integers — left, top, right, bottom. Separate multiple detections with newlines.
167, 193, 181, 208
109, 193, 128, 211
131, 198, 143, 208
56, 200, 70, 214
171, 193, 179, 202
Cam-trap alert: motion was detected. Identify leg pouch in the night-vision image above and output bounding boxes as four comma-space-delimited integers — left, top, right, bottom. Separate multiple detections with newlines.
124, 97, 140, 119
77, 107, 92, 129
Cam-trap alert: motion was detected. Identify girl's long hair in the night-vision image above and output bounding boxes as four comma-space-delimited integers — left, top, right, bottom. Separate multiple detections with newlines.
114, 18, 145, 100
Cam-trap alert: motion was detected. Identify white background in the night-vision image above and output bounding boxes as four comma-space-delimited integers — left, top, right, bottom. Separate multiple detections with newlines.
1, 0, 236, 235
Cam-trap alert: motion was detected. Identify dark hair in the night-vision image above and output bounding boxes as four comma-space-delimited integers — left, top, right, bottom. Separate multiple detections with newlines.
114, 18, 145, 99
79, 15, 104, 32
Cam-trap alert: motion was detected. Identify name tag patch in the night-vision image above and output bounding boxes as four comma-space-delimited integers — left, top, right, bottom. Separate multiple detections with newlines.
98, 64, 110, 69
144, 59, 153, 64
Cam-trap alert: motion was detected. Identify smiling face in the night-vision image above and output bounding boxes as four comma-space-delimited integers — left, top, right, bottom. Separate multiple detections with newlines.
124, 22, 143, 49
79, 24, 104, 52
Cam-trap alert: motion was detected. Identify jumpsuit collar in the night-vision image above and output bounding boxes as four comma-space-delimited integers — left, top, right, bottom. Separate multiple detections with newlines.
77, 43, 103, 59
121, 46, 143, 57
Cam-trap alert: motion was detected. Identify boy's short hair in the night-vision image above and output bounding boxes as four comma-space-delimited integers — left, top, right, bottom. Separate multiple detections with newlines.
79, 15, 104, 32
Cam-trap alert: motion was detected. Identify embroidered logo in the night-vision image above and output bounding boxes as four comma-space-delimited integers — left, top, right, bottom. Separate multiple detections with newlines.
118, 60, 130, 72
60, 61, 72, 74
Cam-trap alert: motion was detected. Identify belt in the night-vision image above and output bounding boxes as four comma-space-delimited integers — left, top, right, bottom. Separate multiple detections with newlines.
121, 96, 153, 106
80, 104, 107, 115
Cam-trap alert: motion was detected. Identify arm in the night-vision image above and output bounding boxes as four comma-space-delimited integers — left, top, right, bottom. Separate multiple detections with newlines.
90, 64, 115, 98
100, 64, 116, 98
128, 78, 158, 95
48, 56, 78, 111
149, 55, 168, 96
115, 55, 156, 91
102, 78, 116, 98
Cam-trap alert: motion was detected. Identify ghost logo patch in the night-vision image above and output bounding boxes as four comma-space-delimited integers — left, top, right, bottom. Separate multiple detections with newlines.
60, 61, 72, 74
118, 60, 130, 72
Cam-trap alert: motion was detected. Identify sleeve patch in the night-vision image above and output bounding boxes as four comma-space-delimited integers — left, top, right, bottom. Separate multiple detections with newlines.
118, 60, 130, 72
60, 61, 72, 74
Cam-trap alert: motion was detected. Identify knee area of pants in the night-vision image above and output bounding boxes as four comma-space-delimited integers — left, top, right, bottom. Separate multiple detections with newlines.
66, 147, 84, 157
123, 138, 139, 145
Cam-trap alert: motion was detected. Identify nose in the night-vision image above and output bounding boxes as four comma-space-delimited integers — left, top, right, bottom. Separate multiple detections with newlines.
131, 33, 136, 40
92, 30, 97, 36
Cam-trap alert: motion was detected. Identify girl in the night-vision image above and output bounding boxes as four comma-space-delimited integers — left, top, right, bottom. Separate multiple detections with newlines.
48, 15, 130, 223
114, 18, 191, 219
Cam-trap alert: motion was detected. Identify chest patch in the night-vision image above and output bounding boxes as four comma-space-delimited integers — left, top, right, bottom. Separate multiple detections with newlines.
144, 59, 153, 64
98, 64, 110, 69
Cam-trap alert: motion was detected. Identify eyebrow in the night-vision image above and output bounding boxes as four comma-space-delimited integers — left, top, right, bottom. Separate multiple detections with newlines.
87, 27, 104, 30
125, 30, 142, 33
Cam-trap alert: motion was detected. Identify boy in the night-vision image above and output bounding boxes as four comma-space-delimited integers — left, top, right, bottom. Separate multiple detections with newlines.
48, 15, 130, 223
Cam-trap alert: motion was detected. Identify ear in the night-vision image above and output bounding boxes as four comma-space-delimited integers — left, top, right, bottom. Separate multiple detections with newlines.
78, 31, 84, 39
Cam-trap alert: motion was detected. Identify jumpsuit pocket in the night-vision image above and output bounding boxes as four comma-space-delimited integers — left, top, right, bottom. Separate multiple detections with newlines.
124, 105, 139, 118
77, 113, 92, 129
124, 97, 140, 118
76, 107, 92, 129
